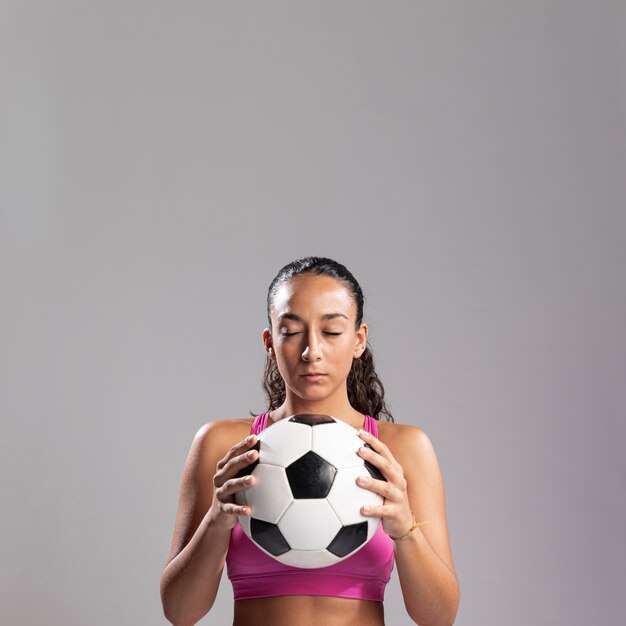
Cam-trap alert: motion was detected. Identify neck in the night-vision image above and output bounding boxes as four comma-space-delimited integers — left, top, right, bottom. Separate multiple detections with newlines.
270, 395, 365, 429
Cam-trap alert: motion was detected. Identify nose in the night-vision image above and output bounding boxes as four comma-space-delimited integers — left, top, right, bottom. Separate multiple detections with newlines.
302, 331, 322, 361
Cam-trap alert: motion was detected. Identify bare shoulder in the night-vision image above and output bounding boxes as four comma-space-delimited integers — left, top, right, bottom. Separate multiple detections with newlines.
186, 417, 256, 474
376, 420, 443, 493
378, 420, 456, 576
163, 416, 255, 567
194, 416, 256, 452
377, 420, 434, 461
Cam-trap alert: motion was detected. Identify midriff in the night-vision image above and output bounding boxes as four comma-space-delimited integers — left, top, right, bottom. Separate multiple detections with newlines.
233, 594, 385, 626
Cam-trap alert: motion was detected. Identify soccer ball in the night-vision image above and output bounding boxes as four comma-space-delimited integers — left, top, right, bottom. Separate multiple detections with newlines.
233, 414, 385, 568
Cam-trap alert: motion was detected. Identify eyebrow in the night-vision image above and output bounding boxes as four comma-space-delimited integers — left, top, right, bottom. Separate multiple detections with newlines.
278, 312, 348, 323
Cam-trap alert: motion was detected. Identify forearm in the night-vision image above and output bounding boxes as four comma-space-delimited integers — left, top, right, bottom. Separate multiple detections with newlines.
160, 512, 232, 626
394, 528, 460, 626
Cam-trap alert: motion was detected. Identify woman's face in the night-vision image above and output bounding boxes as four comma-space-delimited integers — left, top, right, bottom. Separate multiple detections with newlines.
264, 274, 368, 404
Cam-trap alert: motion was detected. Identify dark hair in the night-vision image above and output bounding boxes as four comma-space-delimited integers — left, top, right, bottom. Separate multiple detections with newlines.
251, 256, 394, 422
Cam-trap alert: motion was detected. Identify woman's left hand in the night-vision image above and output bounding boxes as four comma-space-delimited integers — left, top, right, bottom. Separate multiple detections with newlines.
356, 429, 414, 539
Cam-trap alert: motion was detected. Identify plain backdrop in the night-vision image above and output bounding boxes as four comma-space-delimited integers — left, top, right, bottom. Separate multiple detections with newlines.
1, 2, 625, 625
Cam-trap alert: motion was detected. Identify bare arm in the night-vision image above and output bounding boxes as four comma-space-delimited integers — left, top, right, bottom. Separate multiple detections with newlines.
393, 510, 459, 625
159, 509, 231, 626
159, 421, 259, 626
357, 426, 460, 626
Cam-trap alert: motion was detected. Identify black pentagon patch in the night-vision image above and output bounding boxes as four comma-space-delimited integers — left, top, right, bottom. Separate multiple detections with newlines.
327, 522, 368, 557
286, 451, 337, 498
288, 413, 336, 426
363, 444, 386, 481
250, 518, 291, 556
234, 440, 261, 479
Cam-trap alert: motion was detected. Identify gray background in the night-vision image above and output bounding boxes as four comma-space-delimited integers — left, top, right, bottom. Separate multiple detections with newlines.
1, 2, 624, 625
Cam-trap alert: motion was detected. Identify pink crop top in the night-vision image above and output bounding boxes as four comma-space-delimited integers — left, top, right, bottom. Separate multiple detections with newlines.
225, 413, 395, 601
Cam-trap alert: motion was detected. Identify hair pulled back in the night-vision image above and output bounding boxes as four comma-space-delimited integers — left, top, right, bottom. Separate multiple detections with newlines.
253, 256, 394, 422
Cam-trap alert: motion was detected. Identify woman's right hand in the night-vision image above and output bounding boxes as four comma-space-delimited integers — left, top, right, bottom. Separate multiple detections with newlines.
207, 433, 259, 531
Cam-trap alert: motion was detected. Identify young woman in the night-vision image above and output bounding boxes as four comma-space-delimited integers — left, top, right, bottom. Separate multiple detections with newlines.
160, 257, 459, 626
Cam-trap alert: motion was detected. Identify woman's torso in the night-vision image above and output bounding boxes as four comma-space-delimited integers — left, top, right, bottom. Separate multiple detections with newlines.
226, 413, 393, 626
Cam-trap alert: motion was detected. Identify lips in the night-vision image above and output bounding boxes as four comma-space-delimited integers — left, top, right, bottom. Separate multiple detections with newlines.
301, 373, 327, 380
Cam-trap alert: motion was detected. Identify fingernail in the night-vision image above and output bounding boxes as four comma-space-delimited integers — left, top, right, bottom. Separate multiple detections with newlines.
358, 475, 370, 484
247, 450, 256, 459
362, 505, 371, 513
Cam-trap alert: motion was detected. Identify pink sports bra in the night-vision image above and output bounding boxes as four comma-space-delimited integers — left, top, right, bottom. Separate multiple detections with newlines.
225, 413, 395, 601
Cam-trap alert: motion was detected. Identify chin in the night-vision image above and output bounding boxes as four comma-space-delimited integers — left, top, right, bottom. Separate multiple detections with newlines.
290, 386, 330, 402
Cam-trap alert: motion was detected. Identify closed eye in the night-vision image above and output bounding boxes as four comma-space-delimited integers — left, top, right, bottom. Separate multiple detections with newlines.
280, 332, 343, 336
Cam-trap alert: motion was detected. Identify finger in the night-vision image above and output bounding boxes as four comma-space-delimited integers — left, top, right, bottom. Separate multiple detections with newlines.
357, 444, 393, 480
360, 503, 389, 517
356, 474, 398, 500
214, 447, 259, 488
359, 434, 402, 473
226, 447, 259, 479
217, 434, 258, 470
358, 432, 398, 467
221, 501, 253, 516
219, 474, 256, 498
358, 429, 392, 458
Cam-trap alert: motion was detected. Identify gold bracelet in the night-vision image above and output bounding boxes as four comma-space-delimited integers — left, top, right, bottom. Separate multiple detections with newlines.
389, 511, 429, 541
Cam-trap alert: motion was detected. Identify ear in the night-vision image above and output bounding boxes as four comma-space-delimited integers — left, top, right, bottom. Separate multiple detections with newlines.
262, 328, 275, 359
354, 322, 368, 358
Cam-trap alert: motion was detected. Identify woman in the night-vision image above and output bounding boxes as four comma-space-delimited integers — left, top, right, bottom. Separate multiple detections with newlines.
160, 257, 459, 626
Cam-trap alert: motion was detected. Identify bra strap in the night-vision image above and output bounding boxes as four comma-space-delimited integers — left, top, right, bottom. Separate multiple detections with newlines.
365, 414, 379, 438
253, 413, 377, 437
251, 412, 269, 435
